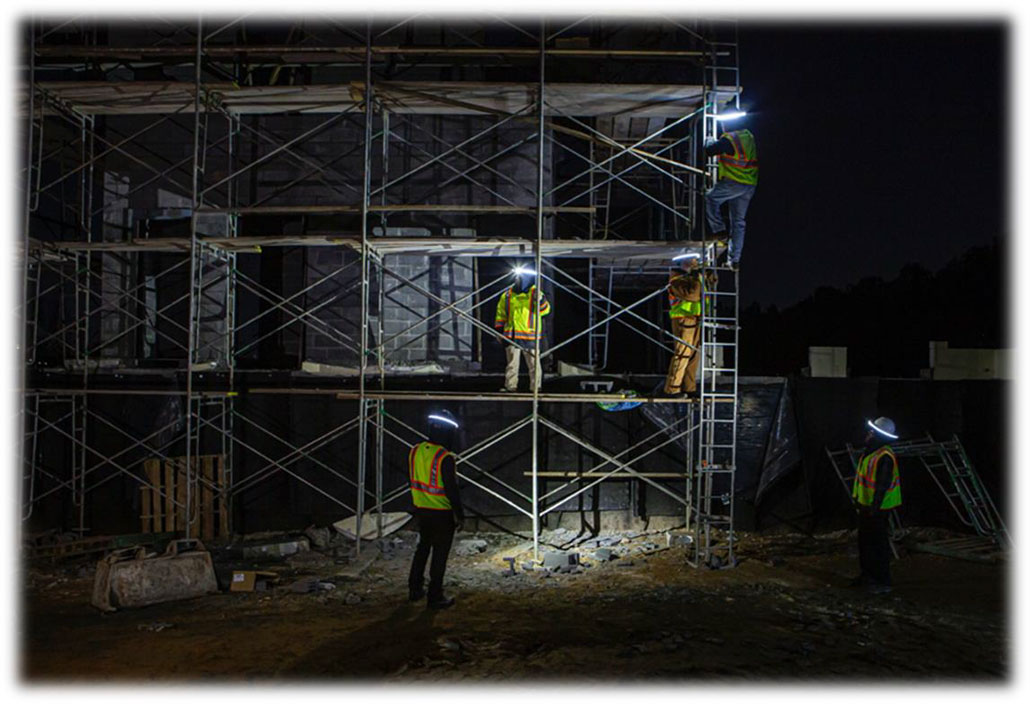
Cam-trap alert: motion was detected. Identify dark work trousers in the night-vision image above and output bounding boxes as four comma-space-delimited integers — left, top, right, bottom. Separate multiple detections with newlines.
857, 510, 892, 586
408, 509, 456, 599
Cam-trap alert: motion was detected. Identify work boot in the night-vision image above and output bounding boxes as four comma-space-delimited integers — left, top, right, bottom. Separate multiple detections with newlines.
408, 587, 426, 602
427, 594, 456, 609
864, 583, 892, 595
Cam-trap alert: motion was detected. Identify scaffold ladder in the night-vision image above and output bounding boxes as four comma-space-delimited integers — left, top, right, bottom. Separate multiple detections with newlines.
688, 263, 739, 568
687, 18, 741, 569
892, 434, 1010, 549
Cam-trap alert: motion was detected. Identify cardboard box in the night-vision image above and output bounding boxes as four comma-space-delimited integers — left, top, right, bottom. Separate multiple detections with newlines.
230, 570, 279, 592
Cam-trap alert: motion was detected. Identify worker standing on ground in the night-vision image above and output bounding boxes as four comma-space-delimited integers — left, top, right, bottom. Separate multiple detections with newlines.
850, 416, 902, 594
664, 253, 716, 397
704, 121, 758, 269
407, 410, 465, 609
495, 263, 551, 392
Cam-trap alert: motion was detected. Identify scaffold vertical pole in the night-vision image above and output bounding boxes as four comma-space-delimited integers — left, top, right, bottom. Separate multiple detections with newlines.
20, 19, 36, 528
531, 18, 546, 560
355, 19, 374, 555
183, 18, 204, 539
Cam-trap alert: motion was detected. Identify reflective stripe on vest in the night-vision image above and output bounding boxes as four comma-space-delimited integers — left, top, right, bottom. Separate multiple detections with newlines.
851, 446, 902, 510
668, 273, 707, 318
718, 129, 758, 185
495, 285, 550, 341
409, 441, 453, 510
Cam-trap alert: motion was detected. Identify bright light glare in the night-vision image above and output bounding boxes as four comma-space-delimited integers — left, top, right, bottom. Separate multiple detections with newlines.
866, 419, 898, 440
428, 413, 460, 429
512, 266, 537, 276
715, 110, 747, 121
672, 253, 701, 261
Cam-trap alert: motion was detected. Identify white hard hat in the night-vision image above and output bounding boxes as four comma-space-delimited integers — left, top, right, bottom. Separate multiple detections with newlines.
866, 417, 898, 440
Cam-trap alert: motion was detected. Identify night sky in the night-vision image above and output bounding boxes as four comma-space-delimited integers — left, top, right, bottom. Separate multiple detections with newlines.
733, 22, 1006, 308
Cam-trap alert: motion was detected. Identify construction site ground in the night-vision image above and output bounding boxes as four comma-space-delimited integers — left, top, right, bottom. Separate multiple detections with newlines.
22, 527, 1007, 682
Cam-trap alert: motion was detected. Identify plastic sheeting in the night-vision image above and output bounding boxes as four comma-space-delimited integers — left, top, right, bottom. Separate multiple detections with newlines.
755, 379, 802, 504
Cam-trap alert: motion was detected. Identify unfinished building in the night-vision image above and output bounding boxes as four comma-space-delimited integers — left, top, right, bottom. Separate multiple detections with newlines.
21, 15, 746, 564
17, 15, 1014, 683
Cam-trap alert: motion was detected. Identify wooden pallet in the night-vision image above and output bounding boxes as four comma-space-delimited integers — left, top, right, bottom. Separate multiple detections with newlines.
141, 455, 228, 540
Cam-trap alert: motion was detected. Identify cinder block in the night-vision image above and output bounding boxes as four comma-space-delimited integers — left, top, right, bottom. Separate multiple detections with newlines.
542, 551, 580, 572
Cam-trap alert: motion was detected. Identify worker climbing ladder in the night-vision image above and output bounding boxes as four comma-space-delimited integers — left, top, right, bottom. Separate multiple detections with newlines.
686, 19, 743, 567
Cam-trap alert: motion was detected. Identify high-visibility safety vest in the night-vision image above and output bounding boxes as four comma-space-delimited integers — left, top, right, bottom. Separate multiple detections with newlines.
494, 285, 551, 342
852, 445, 902, 510
717, 129, 759, 186
409, 441, 454, 511
668, 272, 706, 319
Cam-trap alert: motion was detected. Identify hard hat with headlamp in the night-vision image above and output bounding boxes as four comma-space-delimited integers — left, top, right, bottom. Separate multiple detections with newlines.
866, 417, 898, 440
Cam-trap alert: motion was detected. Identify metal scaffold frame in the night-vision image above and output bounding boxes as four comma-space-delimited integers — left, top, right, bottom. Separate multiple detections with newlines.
21, 15, 742, 566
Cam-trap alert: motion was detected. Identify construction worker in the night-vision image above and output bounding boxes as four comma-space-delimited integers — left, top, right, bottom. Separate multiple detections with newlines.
495, 264, 551, 392
407, 410, 465, 609
663, 253, 716, 397
850, 416, 902, 594
704, 123, 758, 269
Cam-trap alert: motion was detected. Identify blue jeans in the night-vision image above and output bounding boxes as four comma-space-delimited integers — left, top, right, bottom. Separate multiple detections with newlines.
705, 179, 756, 264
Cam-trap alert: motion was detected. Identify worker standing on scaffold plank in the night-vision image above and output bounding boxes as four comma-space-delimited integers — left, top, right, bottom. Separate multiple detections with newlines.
495, 263, 551, 392
850, 416, 902, 595
704, 113, 758, 270
407, 410, 465, 609
663, 252, 716, 397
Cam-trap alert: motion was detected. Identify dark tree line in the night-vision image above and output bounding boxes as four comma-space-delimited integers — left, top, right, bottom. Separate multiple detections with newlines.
740, 238, 1006, 377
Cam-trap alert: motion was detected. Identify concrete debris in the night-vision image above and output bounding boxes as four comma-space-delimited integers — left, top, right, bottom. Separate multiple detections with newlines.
454, 539, 488, 557
286, 550, 333, 567
335, 546, 380, 581
542, 528, 577, 545
541, 551, 580, 573
437, 637, 462, 653
592, 548, 615, 562
344, 592, 362, 605
288, 577, 336, 593
304, 525, 332, 549
616, 560, 635, 567
666, 532, 694, 547
136, 622, 174, 632
521, 561, 535, 572
241, 538, 309, 560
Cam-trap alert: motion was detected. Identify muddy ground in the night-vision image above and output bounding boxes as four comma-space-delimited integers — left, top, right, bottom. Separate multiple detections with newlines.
21, 527, 1007, 682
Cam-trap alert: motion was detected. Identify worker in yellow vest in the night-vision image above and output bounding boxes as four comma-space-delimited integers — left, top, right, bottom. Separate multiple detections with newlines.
664, 253, 716, 396
495, 264, 551, 392
850, 416, 902, 594
704, 125, 758, 270
407, 410, 465, 609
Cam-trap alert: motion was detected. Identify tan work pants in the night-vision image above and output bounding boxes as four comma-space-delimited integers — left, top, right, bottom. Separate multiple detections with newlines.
664, 316, 701, 394
505, 345, 542, 391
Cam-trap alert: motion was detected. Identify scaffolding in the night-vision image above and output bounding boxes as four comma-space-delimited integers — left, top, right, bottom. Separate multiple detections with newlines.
20, 15, 743, 567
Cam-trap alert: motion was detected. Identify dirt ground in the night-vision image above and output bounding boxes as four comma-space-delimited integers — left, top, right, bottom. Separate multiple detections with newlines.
21, 527, 1007, 682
